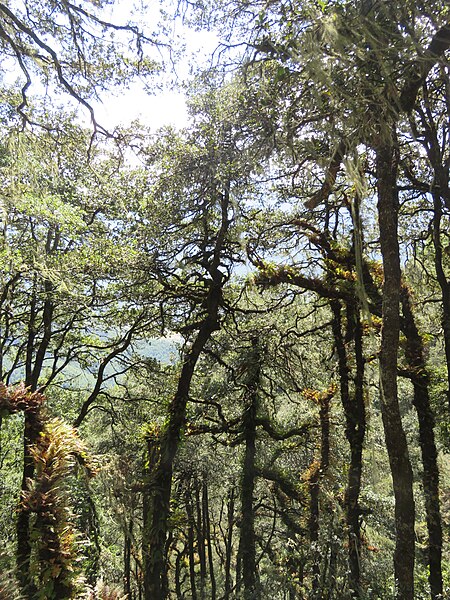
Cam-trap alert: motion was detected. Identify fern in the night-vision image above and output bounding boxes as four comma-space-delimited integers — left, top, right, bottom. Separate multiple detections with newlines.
22, 418, 97, 599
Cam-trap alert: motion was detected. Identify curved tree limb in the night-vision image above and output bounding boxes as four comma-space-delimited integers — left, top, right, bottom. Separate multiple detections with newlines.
400, 23, 450, 112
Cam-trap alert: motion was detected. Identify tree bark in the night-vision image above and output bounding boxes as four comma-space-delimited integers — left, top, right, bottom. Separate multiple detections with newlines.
432, 192, 450, 410
142, 425, 162, 599
348, 303, 365, 599
331, 300, 365, 597
202, 478, 216, 600
143, 317, 220, 599
224, 487, 235, 600
185, 485, 198, 600
194, 477, 206, 599
16, 410, 42, 598
240, 338, 261, 600
124, 519, 133, 599
17, 264, 54, 597
307, 388, 331, 595
400, 287, 443, 599
376, 134, 415, 600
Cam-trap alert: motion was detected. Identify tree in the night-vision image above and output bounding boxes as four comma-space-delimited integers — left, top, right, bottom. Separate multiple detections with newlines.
0, 0, 159, 130
0, 115, 157, 595
1, 1, 450, 597
201, 1, 449, 596
136, 85, 251, 599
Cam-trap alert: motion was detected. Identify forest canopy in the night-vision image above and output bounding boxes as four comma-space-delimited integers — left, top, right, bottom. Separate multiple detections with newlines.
0, 1, 449, 599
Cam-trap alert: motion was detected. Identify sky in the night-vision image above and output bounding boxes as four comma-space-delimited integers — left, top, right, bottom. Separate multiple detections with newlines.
88, 0, 219, 131
0, 0, 219, 133
92, 87, 189, 131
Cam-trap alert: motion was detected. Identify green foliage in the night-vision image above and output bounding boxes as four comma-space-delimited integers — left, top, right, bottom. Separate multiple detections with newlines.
1, 2, 450, 597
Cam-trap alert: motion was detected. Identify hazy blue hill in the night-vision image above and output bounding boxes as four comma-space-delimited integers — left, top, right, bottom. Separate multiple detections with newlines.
145, 336, 181, 364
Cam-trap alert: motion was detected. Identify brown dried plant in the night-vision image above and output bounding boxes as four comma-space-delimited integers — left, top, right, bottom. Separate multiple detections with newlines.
22, 418, 98, 599
0, 382, 45, 415
84, 580, 128, 600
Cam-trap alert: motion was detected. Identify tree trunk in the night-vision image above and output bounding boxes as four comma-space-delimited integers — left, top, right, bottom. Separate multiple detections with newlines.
185, 485, 198, 600
348, 304, 365, 599
240, 338, 261, 600
194, 478, 206, 599
143, 325, 219, 599
224, 487, 235, 600
143, 174, 228, 599
432, 192, 450, 410
142, 425, 162, 599
331, 300, 365, 597
202, 478, 216, 600
16, 411, 41, 598
400, 287, 443, 599
17, 284, 39, 597
17, 273, 54, 598
124, 519, 133, 599
174, 546, 186, 599
376, 135, 415, 599
307, 384, 332, 596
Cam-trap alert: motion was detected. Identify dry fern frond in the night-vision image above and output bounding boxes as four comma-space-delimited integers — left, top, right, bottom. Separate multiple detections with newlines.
84, 580, 128, 600
0, 382, 45, 415
21, 417, 98, 598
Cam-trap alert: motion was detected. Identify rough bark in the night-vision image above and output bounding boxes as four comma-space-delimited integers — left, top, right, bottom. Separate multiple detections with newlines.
307, 389, 331, 595
124, 519, 133, 599
376, 135, 415, 600
194, 478, 206, 599
143, 311, 221, 599
16, 267, 54, 597
143, 176, 228, 599
347, 303, 366, 599
400, 288, 443, 599
144, 274, 224, 596
400, 23, 450, 113
432, 194, 450, 411
142, 425, 162, 599
224, 488, 235, 600
174, 546, 185, 599
240, 338, 261, 600
202, 478, 216, 600
330, 299, 365, 598
414, 86, 450, 408
16, 410, 42, 598
185, 486, 198, 600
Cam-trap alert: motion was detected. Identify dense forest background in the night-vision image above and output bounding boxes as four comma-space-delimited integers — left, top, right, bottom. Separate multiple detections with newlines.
0, 0, 449, 599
